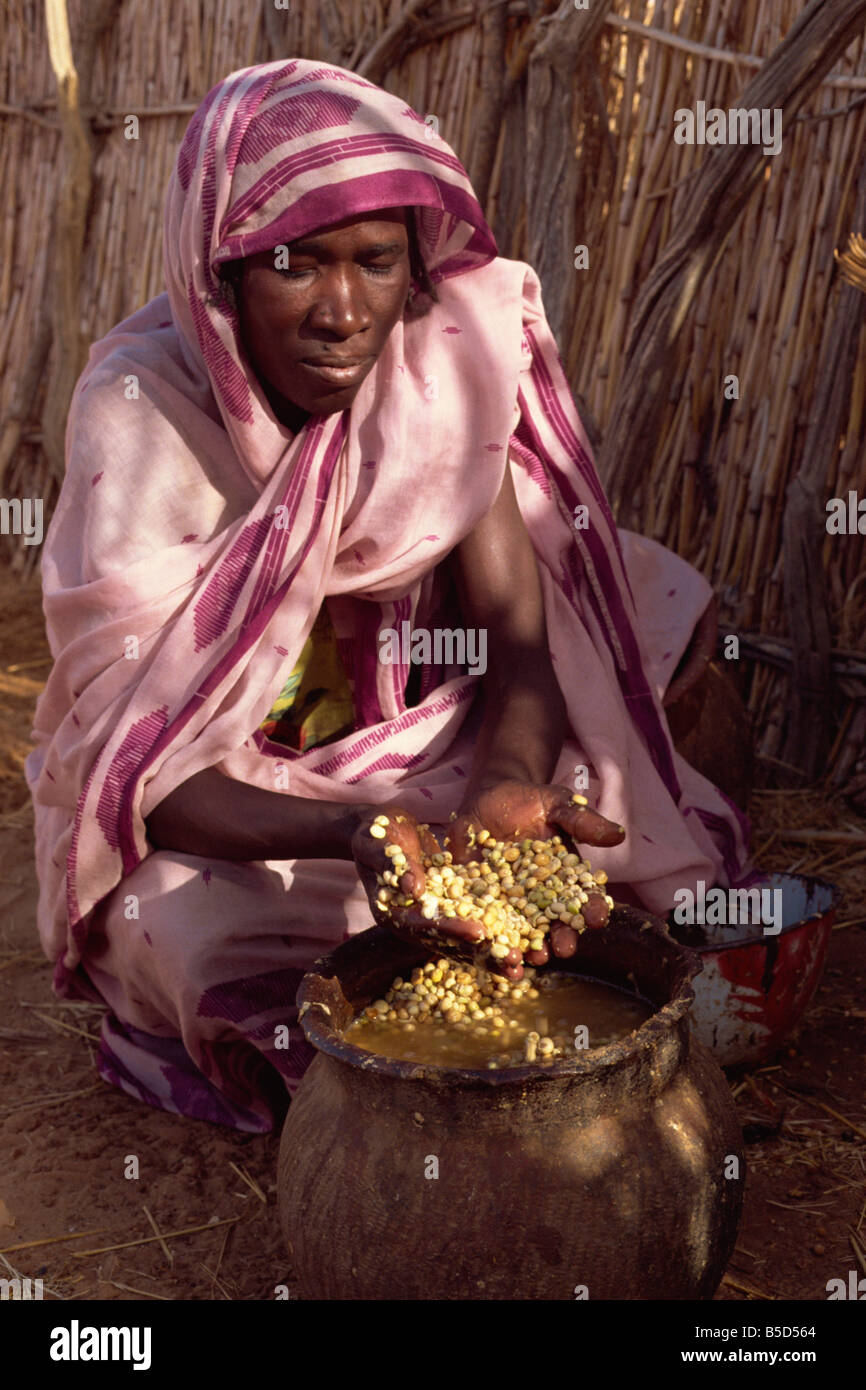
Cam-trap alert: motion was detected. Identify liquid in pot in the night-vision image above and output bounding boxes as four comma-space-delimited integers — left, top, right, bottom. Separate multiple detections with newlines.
343, 966, 653, 1069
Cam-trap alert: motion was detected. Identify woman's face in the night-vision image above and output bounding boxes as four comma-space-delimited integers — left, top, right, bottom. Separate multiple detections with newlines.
234, 207, 412, 431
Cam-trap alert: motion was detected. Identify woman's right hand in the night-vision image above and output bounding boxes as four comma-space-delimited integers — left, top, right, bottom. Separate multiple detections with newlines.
351, 807, 487, 961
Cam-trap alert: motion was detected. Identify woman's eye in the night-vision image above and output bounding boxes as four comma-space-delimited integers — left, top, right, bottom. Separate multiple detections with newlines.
277, 263, 397, 279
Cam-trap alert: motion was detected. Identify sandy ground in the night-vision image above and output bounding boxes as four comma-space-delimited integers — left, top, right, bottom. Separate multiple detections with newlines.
1, 562, 864, 1301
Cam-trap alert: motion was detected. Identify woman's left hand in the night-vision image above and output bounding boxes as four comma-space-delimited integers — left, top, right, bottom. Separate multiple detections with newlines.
447, 780, 626, 979
351, 806, 487, 961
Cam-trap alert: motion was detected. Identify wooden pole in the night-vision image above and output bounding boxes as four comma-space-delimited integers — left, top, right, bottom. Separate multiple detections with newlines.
40, 0, 121, 485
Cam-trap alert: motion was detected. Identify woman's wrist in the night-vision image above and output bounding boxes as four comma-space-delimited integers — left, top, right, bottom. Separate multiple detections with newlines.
291, 799, 375, 860
459, 678, 567, 813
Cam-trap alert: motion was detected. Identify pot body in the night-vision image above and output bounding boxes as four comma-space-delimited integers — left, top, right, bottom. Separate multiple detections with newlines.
278, 910, 744, 1300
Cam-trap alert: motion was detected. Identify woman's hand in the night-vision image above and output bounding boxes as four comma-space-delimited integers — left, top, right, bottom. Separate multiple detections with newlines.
447, 780, 626, 977
351, 807, 487, 962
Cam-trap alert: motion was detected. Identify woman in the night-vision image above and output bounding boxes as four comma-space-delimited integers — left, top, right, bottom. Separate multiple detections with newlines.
26, 58, 750, 1131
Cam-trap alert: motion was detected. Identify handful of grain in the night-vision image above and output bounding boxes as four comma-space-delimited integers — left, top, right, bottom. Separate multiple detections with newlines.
370, 818, 614, 963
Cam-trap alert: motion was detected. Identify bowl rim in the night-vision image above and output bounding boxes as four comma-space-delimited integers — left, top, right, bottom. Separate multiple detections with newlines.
667, 870, 842, 956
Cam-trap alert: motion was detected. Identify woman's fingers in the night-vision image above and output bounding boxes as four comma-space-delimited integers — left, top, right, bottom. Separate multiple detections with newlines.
397, 863, 426, 898
558, 803, 625, 848
499, 948, 524, 983
582, 893, 610, 929
429, 915, 486, 944
417, 823, 442, 858
525, 945, 549, 967
389, 897, 485, 942
550, 924, 578, 958
381, 809, 432, 897
353, 807, 432, 899
500, 960, 525, 983
444, 816, 478, 865
382, 901, 486, 966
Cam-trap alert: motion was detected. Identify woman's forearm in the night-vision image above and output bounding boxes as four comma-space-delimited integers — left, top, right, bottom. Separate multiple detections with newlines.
145, 764, 371, 861
459, 670, 568, 808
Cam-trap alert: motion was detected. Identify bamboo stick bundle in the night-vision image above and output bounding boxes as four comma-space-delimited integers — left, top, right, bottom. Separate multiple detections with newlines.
485, 110, 507, 233
572, 167, 614, 418
184, 4, 203, 96
214, 0, 230, 74
653, 391, 690, 540
244, 4, 260, 68
138, 195, 160, 312
102, 159, 127, 330
833, 113, 866, 244
0, 290, 24, 387
458, 28, 481, 183
677, 370, 706, 555
146, 116, 176, 300
593, 7, 641, 423
841, 330, 866, 473
0, 117, 19, 314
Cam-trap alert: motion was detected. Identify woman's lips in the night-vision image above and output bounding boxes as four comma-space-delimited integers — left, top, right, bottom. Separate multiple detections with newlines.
299, 358, 370, 386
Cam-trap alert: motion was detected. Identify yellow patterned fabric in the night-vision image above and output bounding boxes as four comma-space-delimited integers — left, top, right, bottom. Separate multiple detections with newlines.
259, 604, 354, 751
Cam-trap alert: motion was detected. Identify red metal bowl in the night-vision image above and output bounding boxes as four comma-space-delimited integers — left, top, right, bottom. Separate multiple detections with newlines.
669, 873, 841, 1068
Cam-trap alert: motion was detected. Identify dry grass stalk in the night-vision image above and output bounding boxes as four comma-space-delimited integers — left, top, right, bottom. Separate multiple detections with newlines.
108, 1279, 173, 1299
0, 1228, 108, 1255
721, 1272, 776, 1299
849, 1226, 866, 1274
25, 1007, 100, 1043
142, 1205, 174, 1265
228, 1161, 268, 1205
69, 1215, 242, 1258
0, 1082, 104, 1117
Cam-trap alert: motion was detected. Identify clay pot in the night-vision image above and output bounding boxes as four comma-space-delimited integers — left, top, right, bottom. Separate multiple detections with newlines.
278, 907, 744, 1300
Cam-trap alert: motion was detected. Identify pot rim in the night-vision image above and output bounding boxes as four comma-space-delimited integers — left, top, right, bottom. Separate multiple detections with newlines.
669, 871, 842, 956
295, 908, 703, 1087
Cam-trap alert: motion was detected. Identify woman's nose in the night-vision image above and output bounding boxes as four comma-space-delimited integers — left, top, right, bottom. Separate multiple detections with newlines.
306, 270, 371, 336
